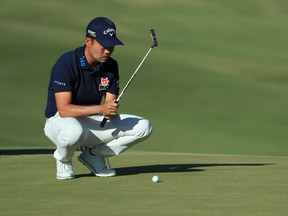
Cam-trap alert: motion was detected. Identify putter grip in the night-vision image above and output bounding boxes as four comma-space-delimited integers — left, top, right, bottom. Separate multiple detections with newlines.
100, 117, 108, 128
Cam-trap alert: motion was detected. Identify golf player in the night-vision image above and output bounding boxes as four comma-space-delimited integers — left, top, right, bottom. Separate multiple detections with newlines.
44, 17, 153, 180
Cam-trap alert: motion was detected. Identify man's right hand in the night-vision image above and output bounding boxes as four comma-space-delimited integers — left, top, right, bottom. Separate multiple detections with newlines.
101, 100, 119, 119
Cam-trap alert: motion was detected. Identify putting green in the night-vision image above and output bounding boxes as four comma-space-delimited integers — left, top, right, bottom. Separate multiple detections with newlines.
0, 151, 287, 216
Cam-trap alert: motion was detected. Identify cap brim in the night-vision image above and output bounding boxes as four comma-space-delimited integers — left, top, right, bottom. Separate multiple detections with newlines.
96, 38, 124, 47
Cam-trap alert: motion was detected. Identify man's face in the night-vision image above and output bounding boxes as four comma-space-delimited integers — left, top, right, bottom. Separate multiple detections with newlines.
85, 37, 114, 64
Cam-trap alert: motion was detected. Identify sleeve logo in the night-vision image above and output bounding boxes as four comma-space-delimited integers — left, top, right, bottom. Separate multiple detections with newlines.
54, 80, 66, 86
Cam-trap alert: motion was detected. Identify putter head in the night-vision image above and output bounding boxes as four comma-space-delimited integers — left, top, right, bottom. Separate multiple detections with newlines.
150, 29, 158, 48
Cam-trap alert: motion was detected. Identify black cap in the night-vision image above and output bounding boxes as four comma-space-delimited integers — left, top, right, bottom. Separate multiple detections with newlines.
86, 17, 124, 47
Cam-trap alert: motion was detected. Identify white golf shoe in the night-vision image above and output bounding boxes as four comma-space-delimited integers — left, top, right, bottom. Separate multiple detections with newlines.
56, 160, 75, 180
78, 149, 116, 177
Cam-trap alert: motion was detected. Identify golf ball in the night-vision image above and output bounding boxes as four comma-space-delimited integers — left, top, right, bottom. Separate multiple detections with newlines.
152, 175, 159, 182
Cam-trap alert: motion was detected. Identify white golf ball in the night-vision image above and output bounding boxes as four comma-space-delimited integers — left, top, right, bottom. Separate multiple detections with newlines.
152, 175, 159, 183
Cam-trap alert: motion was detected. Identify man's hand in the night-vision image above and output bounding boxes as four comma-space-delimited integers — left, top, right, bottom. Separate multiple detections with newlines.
101, 100, 119, 120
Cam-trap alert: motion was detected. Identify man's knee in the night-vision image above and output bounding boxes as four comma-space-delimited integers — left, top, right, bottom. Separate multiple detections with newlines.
56, 123, 84, 148
136, 118, 153, 139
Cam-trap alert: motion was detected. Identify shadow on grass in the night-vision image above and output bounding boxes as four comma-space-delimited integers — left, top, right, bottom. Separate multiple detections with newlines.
0, 148, 55, 155
115, 163, 271, 176
75, 163, 272, 178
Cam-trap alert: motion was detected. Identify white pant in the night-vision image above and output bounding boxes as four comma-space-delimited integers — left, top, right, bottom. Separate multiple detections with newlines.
44, 113, 153, 161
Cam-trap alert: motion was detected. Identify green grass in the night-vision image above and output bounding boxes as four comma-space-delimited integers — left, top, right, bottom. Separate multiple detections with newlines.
1, 0, 288, 156
1, 1, 288, 215
1, 151, 288, 216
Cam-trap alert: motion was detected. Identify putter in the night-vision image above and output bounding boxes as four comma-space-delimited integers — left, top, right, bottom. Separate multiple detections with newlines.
100, 29, 158, 128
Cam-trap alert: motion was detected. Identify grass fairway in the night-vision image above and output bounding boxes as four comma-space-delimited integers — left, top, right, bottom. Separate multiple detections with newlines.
1, 0, 288, 156
1, 1, 288, 214
0, 151, 287, 216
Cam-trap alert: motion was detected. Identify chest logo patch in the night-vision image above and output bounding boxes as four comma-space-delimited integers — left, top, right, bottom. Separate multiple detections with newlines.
99, 77, 109, 91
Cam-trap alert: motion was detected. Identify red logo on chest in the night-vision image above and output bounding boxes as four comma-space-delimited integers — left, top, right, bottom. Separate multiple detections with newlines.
99, 77, 110, 91
101, 77, 109, 86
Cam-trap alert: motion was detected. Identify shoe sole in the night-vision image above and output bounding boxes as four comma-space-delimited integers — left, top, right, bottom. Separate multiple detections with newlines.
57, 175, 75, 180
78, 155, 116, 177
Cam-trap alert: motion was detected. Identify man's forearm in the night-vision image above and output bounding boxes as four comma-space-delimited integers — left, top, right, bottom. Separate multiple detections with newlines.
57, 104, 103, 118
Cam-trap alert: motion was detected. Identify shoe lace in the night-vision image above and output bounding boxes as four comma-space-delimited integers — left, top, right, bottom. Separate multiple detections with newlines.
60, 160, 73, 171
105, 157, 112, 169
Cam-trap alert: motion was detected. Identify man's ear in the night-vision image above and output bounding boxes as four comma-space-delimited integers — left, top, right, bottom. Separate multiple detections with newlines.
85, 37, 93, 47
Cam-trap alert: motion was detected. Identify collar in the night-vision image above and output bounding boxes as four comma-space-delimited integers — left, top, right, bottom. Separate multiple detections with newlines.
77, 46, 106, 73
77, 46, 90, 70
